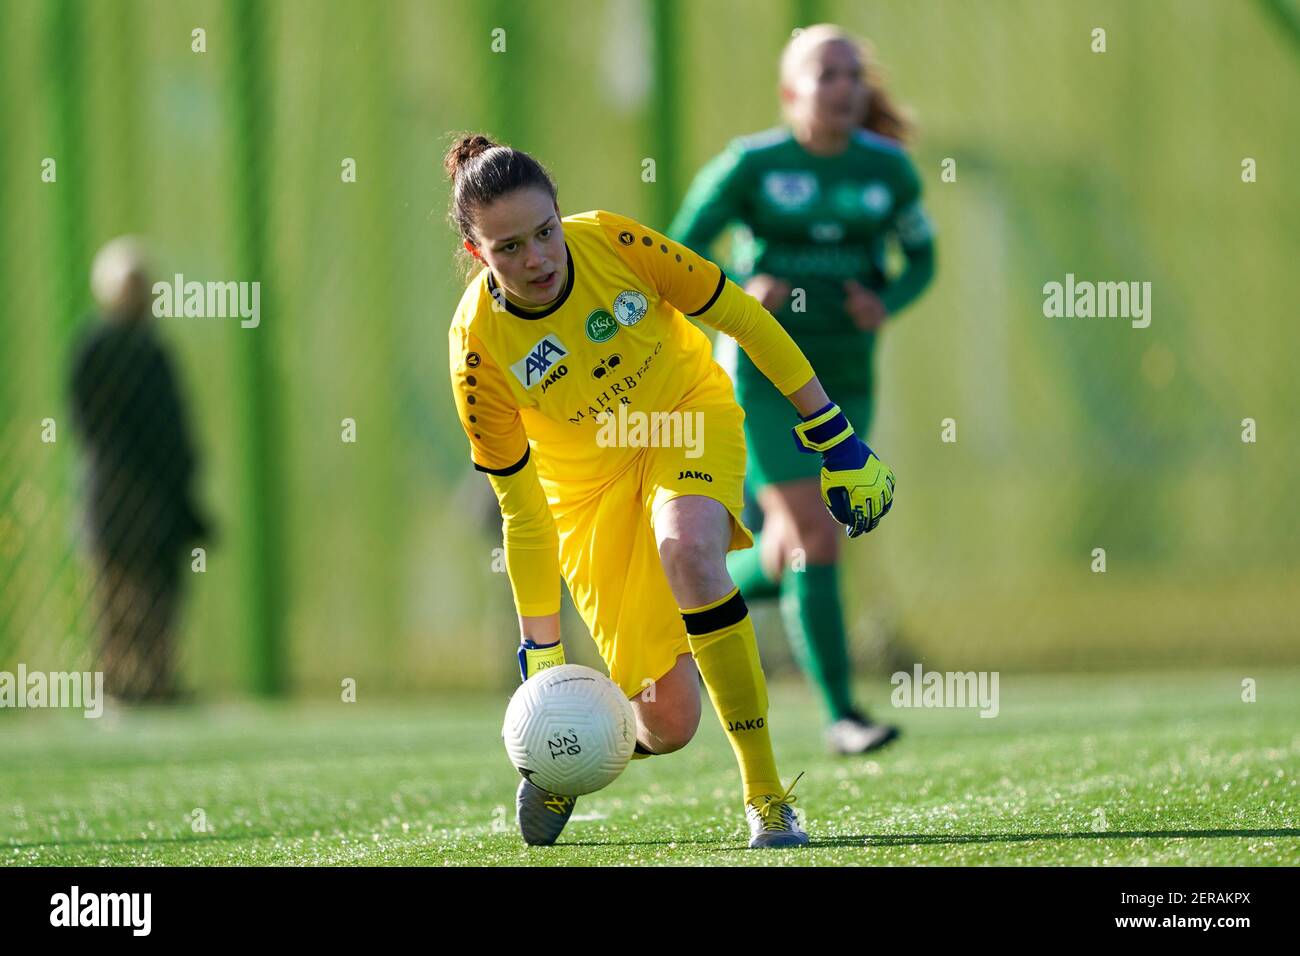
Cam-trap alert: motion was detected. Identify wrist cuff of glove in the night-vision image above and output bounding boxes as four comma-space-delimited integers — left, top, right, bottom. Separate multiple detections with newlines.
519, 639, 565, 681
793, 402, 854, 453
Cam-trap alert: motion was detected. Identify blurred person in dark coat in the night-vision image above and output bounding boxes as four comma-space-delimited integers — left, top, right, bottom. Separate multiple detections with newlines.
69, 237, 211, 702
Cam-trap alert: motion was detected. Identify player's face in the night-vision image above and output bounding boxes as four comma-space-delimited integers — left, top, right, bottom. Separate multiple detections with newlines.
787, 39, 869, 136
469, 188, 566, 307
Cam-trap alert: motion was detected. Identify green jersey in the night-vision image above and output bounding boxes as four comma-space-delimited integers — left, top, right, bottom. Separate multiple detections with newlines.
669, 126, 934, 388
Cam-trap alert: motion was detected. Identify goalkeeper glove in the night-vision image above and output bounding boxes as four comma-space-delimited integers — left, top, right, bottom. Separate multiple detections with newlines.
518, 638, 565, 682
792, 401, 895, 537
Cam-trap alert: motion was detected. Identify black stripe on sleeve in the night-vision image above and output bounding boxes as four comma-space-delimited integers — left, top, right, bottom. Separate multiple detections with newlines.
686, 267, 727, 317
681, 589, 748, 636
473, 447, 530, 477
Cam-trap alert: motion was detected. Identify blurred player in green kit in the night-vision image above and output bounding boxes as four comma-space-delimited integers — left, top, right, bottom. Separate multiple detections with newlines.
669, 24, 935, 754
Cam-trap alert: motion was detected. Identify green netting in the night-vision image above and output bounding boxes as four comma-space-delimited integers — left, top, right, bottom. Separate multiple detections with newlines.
0, 0, 1296, 697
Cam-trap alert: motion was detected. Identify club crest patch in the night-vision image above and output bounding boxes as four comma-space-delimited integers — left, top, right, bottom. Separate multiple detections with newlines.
586, 309, 619, 343
613, 290, 648, 327
762, 171, 818, 210
861, 182, 893, 215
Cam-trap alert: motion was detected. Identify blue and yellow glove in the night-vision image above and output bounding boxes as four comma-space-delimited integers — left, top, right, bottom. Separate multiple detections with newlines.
792, 402, 896, 537
518, 638, 566, 682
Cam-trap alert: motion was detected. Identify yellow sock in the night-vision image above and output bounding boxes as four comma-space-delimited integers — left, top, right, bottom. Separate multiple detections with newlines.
682, 587, 782, 804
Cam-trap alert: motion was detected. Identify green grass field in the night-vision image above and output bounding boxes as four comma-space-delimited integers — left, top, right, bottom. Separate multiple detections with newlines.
2, 670, 1297, 866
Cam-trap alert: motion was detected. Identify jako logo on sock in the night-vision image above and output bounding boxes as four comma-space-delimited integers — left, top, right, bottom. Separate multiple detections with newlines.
726, 717, 765, 731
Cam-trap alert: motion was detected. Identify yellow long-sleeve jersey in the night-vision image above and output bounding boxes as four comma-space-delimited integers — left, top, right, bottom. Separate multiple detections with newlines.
449, 209, 814, 617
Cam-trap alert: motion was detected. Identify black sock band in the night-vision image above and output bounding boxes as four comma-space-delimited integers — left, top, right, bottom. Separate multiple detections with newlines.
634, 741, 656, 756
681, 590, 748, 636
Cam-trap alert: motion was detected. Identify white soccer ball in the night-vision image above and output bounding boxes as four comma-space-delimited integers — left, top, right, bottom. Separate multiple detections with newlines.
502, 664, 636, 797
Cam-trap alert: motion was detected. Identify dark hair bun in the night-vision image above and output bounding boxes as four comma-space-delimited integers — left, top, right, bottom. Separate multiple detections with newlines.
444, 132, 558, 276
444, 134, 495, 181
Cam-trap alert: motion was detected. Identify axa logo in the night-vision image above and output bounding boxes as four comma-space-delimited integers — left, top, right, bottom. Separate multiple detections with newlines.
726, 717, 764, 732
677, 470, 712, 482
510, 334, 569, 388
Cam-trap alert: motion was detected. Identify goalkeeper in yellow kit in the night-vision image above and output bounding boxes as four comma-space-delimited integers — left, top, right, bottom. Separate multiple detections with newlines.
444, 133, 895, 848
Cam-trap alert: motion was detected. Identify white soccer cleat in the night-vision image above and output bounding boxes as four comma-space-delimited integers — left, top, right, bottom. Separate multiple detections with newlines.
746, 774, 809, 848
825, 711, 900, 756
516, 777, 577, 847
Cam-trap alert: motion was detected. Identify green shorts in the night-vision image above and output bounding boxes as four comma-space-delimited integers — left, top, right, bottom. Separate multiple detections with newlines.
729, 343, 876, 491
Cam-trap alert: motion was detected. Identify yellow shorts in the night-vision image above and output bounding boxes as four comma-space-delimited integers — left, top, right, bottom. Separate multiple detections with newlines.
550, 399, 753, 698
